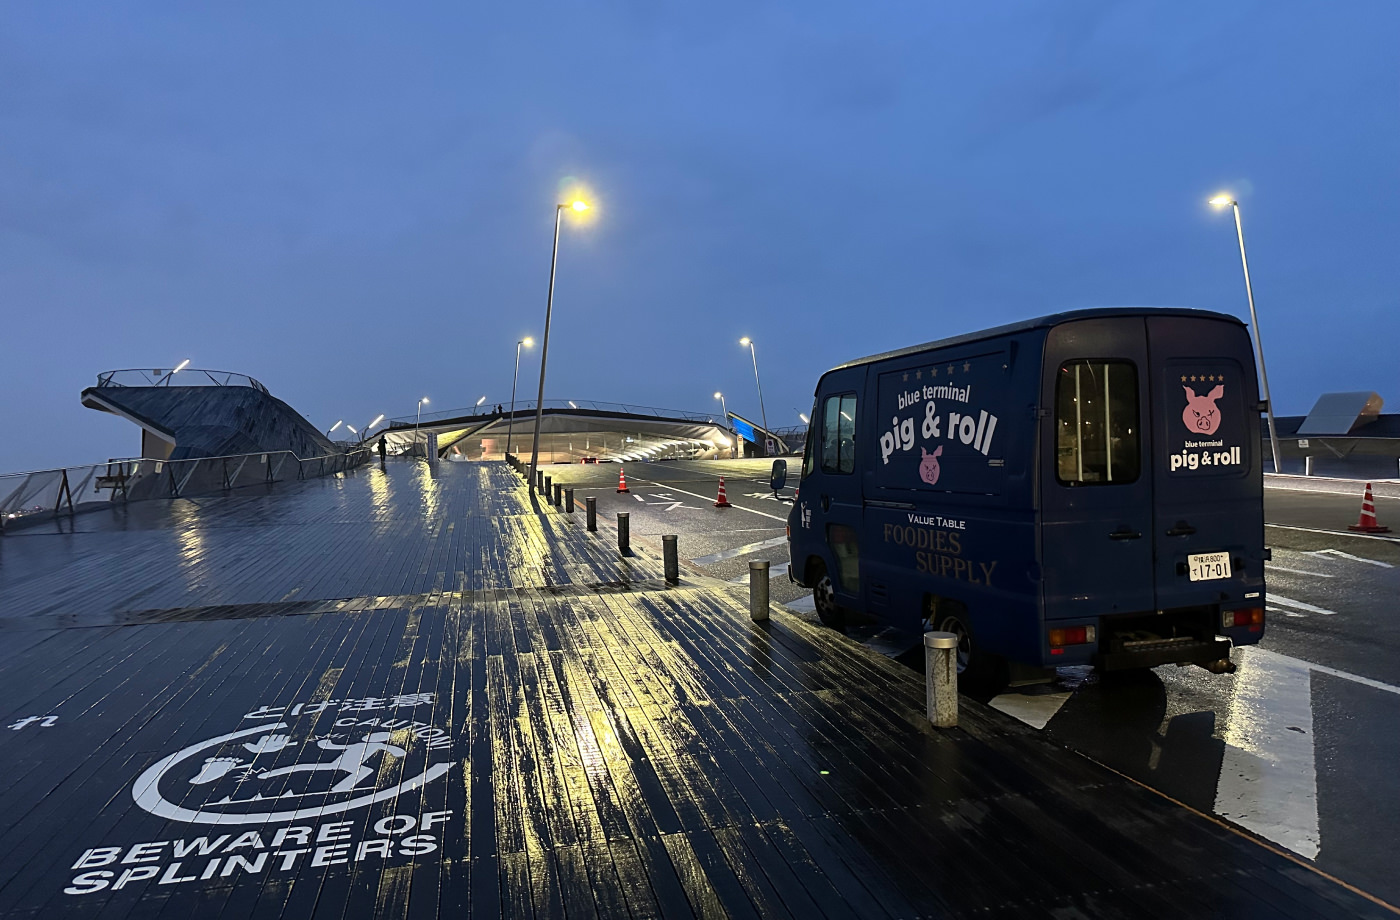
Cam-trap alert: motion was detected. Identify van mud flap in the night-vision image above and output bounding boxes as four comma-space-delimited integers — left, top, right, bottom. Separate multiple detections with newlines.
1096, 636, 1233, 672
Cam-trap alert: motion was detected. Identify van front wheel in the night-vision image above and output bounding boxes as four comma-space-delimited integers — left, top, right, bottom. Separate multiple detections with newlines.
809, 560, 845, 631
935, 611, 1008, 695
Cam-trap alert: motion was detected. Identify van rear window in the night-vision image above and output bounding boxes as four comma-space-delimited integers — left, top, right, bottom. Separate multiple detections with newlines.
822, 394, 857, 474
1055, 361, 1139, 485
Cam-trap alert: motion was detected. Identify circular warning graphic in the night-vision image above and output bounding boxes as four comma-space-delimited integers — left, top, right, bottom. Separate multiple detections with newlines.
131, 696, 455, 826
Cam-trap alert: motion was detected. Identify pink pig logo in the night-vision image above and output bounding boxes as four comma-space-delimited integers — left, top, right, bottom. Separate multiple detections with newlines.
918, 445, 943, 485
1182, 384, 1224, 435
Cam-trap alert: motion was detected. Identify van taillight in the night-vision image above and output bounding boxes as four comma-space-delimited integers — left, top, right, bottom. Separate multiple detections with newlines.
1049, 626, 1096, 648
1224, 608, 1264, 631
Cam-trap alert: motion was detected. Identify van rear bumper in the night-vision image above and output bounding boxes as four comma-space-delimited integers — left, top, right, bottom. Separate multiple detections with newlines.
1095, 636, 1233, 672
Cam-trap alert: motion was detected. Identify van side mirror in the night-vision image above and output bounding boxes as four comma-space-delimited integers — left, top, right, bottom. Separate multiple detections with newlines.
770, 459, 788, 493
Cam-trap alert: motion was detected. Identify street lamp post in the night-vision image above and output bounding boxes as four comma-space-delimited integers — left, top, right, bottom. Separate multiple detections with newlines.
414, 398, 429, 457
739, 337, 770, 451
528, 199, 589, 489
1210, 195, 1283, 474
327, 420, 343, 438
714, 392, 735, 459
360, 414, 385, 445
507, 337, 534, 458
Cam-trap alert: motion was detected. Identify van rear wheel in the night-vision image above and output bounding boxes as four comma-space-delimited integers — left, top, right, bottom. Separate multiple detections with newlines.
809, 560, 845, 631
934, 611, 1008, 695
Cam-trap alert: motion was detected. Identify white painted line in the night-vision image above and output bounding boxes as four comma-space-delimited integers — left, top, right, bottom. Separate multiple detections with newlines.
1265, 565, 1335, 577
691, 535, 790, 566
728, 562, 790, 584
1265, 522, 1400, 544
784, 594, 816, 613
1305, 548, 1394, 568
632, 477, 791, 523
1267, 594, 1336, 616
1215, 646, 1319, 859
988, 691, 1073, 730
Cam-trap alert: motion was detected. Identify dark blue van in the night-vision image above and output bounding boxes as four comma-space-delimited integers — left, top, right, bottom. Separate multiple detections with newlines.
787, 308, 1267, 689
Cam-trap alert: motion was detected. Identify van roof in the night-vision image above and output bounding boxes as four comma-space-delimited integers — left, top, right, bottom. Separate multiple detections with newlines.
828, 306, 1244, 374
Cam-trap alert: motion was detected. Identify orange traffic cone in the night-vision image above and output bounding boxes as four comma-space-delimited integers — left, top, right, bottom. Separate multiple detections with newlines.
616, 465, 630, 493
1348, 482, 1390, 533
714, 477, 732, 508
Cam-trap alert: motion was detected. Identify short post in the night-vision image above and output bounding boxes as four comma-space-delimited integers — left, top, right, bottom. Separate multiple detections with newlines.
564, 487, 574, 513
586, 496, 597, 531
1304, 455, 1314, 477
553, 482, 562, 506
617, 512, 630, 555
663, 535, 679, 583
535, 470, 543, 492
544, 474, 552, 499
924, 631, 959, 728
749, 560, 770, 622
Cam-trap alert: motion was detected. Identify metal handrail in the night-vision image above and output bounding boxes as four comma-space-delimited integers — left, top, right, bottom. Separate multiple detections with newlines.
1, 445, 370, 533
94, 368, 270, 395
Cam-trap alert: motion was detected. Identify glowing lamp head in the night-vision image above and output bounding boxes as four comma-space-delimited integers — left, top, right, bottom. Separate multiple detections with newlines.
571, 200, 588, 212
1209, 195, 1234, 208
714, 392, 723, 400
739, 337, 751, 347
522, 337, 534, 348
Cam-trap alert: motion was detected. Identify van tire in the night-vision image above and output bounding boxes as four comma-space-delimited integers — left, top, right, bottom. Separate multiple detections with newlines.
934, 611, 1008, 695
808, 560, 846, 631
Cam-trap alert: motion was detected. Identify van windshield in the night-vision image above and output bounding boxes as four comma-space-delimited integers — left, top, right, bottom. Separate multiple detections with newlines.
1055, 360, 1139, 485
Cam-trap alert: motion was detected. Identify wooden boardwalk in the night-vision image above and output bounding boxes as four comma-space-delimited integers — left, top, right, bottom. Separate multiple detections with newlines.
0, 461, 1388, 918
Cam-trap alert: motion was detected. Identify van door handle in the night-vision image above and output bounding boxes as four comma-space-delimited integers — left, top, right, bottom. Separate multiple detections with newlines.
1165, 522, 1197, 537
1108, 529, 1142, 541
821, 495, 831, 512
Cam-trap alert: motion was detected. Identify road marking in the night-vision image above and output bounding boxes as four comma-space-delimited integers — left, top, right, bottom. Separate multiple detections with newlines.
728, 562, 791, 584
989, 692, 1073, 730
1305, 548, 1394, 568
1266, 522, 1400, 544
1215, 646, 1320, 859
1266, 565, 1335, 578
691, 536, 790, 566
1267, 594, 1336, 615
632, 477, 791, 522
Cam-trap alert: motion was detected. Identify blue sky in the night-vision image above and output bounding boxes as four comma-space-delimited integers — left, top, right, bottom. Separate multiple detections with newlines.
2, 1, 1396, 471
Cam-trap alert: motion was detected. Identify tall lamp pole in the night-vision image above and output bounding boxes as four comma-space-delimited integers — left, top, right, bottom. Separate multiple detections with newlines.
714, 392, 734, 459
1210, 195, 1282, 474
414, 397, 429, 457
507, 337, 534, 458
528, 199, 589, 489
739, 337, 770, 450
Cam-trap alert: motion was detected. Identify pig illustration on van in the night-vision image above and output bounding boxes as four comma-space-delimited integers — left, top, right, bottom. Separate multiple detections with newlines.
1182, 384, 1224, 435
918, 445, 943, 485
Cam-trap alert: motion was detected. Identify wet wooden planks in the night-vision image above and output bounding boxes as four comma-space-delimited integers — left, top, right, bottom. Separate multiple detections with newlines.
0, 460, 1390, 919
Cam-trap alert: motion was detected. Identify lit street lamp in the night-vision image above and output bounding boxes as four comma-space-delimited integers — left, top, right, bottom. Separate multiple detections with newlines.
739, 337, 770, 449
361, 414, 385, 444
528, 198, 590, 489
507, 337, 534, 458
414, 398, 430, 457
327, 419, 344, 437
1210, 194, 1283, 473
714, 392, 735, 459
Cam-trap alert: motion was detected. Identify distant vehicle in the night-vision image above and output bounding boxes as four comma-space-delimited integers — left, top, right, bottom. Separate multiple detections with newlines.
787, 308, 1267, 691
578, 457, 599, 464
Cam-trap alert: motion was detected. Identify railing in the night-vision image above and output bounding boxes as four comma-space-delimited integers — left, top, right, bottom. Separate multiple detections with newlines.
94, 368, 270, 395
385, 399, 723, 427
0, 447, 370, 533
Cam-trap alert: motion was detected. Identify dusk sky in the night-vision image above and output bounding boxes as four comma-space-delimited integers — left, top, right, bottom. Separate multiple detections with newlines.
2, 2, 1396, 473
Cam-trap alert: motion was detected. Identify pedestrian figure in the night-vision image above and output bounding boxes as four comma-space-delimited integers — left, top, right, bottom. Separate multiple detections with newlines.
377, 436, 387, 462
259, 731, 406, 793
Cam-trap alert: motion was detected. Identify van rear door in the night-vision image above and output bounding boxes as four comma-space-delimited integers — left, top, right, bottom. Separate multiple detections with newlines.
1040, 318, 1156, 626
1145, 316, 1264, 614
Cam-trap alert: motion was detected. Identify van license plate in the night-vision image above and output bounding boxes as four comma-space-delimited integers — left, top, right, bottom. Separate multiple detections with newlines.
1187, 552, 1231, 581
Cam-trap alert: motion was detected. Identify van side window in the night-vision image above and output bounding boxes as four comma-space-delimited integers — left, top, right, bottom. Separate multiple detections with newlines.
1055, 361, 1139, 485
821, 394, 857, 474
801, 409, 817, 479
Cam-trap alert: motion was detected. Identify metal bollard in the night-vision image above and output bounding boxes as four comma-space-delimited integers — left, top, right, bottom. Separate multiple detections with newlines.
544, 475, 552, 499
553, 482, 562, 506
586, 496, 597, 531
663, 535, 679, 583
749, 560, 770, 622
924, 631, 959, 728
564, 487, 574, 513
617, 512, 630, 554
535, 470, 543, 491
